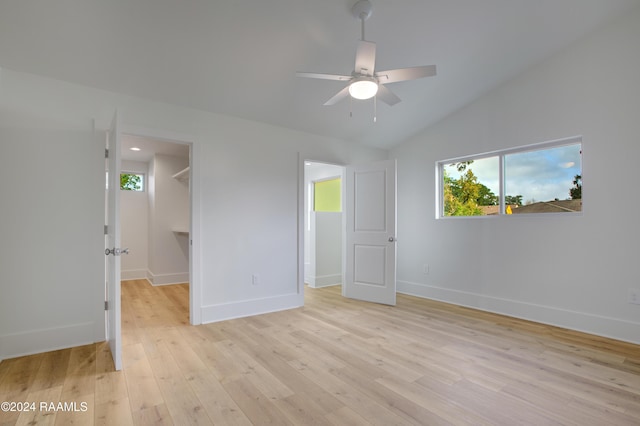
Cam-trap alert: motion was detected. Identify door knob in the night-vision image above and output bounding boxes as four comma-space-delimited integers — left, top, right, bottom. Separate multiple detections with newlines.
105, 247, 130, 256
388, 237, 396, 242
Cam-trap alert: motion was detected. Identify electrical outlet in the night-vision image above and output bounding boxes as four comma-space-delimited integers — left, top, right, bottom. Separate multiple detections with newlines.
629, 288, 640, 305
252, 274, 260, 286
423, 264, 429, 275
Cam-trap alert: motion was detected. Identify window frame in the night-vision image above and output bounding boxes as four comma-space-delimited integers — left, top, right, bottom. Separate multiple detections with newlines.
436, 136, 583, 219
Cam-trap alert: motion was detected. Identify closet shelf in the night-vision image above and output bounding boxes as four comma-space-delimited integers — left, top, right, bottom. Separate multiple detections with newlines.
172, 166, 190, 182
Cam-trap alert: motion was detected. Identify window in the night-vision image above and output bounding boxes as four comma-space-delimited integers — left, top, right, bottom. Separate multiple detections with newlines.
442, 156, 499, 216
120, 173, 144, 191
438, 137, 582, 217
314, 177, 341, 212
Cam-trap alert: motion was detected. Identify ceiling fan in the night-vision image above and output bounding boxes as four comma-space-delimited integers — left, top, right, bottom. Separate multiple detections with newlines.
297, 0, 436, 107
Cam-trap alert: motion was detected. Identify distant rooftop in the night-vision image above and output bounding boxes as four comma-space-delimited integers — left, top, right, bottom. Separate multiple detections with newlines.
479, 199, 582, 215
511, 199, 582, 214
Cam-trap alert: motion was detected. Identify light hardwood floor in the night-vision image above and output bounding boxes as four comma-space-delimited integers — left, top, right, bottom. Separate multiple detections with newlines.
1, 279, 639, 425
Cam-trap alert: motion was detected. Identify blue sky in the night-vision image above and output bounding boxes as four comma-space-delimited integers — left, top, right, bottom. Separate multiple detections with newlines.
444, 144, 582, 204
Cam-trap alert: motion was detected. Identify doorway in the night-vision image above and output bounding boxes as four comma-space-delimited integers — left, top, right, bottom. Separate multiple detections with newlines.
120, 134, 192, 319
105, 117, 201, 370
304, 161, 345, 290
300, 158, 398, 307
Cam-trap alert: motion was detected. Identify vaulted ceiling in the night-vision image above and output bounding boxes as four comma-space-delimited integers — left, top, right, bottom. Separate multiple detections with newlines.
1, 0, 638, 149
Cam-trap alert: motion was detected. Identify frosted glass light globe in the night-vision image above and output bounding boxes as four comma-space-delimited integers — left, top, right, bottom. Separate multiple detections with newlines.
349, 78, 378, 100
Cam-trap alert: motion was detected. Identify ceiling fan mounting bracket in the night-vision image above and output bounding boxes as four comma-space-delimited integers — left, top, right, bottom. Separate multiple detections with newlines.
351, 0, 373, 22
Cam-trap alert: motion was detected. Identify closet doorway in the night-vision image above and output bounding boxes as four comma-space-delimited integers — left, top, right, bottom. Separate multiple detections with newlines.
304, 161, 345, 290
120, 135, 192, 320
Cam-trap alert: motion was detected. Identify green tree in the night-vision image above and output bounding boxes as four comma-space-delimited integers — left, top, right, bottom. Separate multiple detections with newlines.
569, 174, 582, 199
477, 183, 498, 206
458, 169, 481, 204
443, 172, 460, 216
120, 173, 141, 191
505, 195, 523, 206
443, 168, 483, 216
443, 161, 524, 215
454, 160, 474, 172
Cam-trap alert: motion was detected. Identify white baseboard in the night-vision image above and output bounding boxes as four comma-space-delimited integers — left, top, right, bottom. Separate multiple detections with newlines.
121, 269, 147, 280
146, 270, 189, 286
397, 280, 640, 345
0, 322, 97, 361
307, 273, 342, 288
201, 293, 303, 324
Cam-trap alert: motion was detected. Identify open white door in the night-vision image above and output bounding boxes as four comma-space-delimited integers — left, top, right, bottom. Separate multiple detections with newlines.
344, 159, 397, 305
105, 112, 122, 370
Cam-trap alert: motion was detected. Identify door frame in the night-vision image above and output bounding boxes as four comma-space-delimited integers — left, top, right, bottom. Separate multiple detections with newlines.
299, 158, 342, 301
120, 124, 202, 325
298, 157, 397, 304
301, 160, 347, 290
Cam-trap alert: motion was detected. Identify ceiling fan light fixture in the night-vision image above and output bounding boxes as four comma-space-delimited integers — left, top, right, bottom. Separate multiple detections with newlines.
349, 78, 378, 100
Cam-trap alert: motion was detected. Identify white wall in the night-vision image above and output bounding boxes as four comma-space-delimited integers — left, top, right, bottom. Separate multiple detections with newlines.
0, 125, 104, 360
390, 8, 640, 344
304, 163, 344, 288
120, 160, 149, 280
147, 154, 189, 285
0, 67, 387, 359
313, 212, 342, 287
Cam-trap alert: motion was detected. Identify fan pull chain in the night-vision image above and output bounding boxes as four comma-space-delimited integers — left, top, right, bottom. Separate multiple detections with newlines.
373, 95, 377, 123
350, 96, 353, 118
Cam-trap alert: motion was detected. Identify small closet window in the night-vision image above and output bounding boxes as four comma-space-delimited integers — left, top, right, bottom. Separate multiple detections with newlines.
120, 173, 145, 191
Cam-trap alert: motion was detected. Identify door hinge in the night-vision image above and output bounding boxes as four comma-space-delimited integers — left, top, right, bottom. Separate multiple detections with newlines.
104, 301, 109, 310
105, 148, 109, 158
104, 225, 108, 235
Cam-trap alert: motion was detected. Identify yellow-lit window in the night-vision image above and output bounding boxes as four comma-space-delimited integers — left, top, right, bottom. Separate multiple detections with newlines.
314, 178, 341, 212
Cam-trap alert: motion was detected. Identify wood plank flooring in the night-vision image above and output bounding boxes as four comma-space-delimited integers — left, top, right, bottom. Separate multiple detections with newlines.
1, 279, 639, 425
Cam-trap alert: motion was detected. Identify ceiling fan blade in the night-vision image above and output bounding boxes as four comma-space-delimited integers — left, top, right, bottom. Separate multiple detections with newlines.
324, 85, 351, 106
355, 40, 376, 76
376, 65, 436, 84
376, 84, 401, 106
296, 72, 352, 81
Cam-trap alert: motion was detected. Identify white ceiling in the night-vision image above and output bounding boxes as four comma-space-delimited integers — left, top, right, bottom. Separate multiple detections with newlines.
121, 134, 189, 162
1, 0, 638, 149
